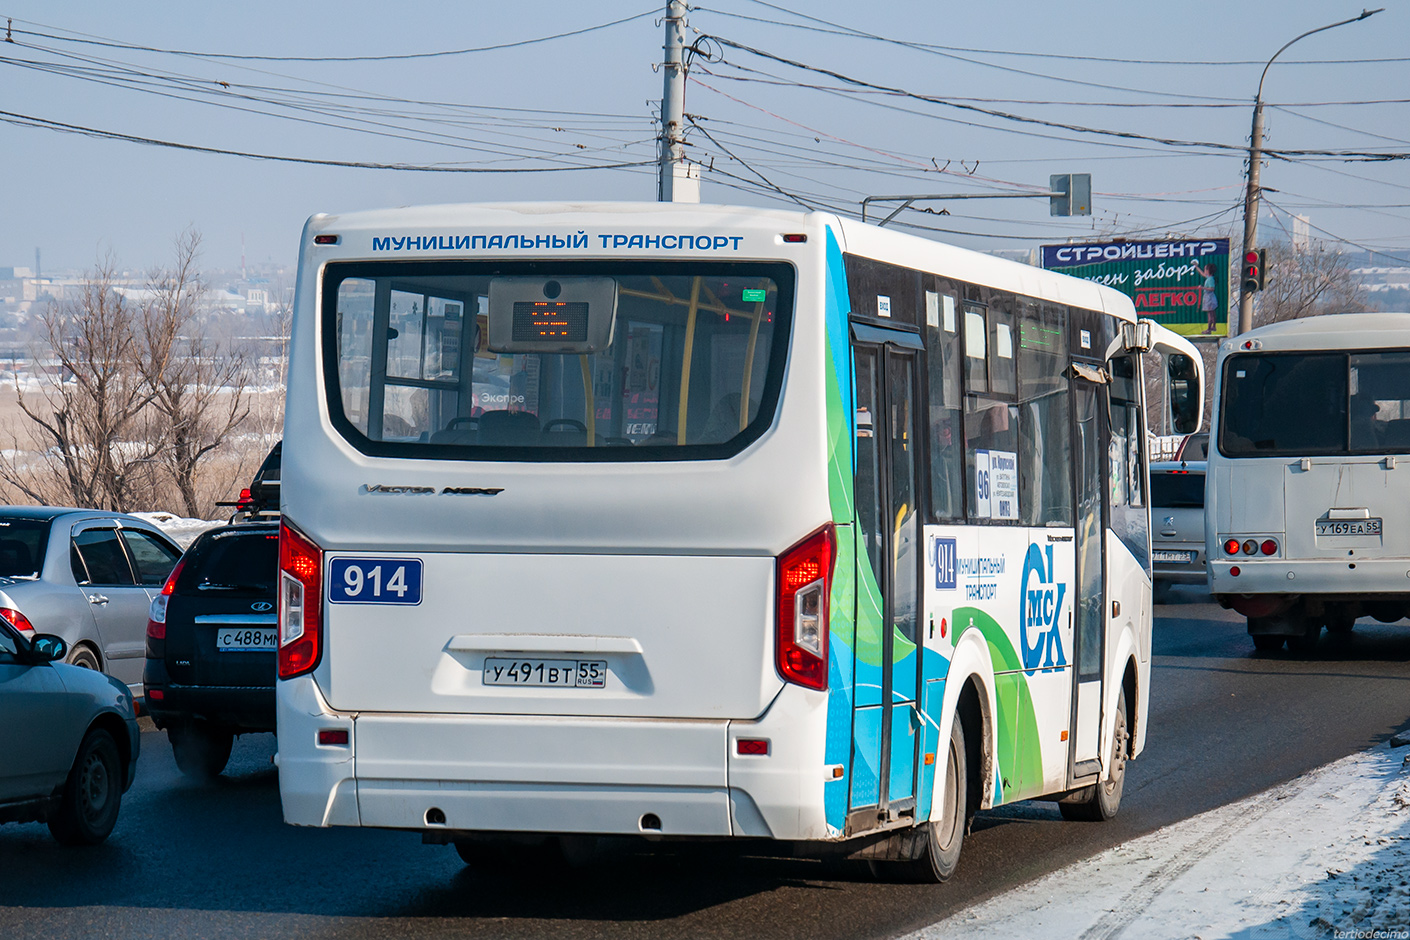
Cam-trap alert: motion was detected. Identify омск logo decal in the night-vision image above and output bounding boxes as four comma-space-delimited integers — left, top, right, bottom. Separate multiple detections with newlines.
1020, 543, 1068, 673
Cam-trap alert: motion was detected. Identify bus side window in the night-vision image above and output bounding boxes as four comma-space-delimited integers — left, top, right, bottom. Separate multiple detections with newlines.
1018, 302, 1072, 525
925, 279, 964, 521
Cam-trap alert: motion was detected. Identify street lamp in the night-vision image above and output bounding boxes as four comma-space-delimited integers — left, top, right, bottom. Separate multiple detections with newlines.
1236, 8, 1383, 336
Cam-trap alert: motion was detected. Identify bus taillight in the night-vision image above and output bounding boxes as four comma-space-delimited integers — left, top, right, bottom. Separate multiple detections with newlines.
776, 525, 835, 692
279, 521, 324, 680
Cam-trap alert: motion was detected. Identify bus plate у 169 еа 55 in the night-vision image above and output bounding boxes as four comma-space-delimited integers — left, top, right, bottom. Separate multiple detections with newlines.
1315, 518, 1383, 537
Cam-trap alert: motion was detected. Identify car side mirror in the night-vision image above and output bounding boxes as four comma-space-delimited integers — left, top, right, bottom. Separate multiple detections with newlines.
30, 634, 68, 663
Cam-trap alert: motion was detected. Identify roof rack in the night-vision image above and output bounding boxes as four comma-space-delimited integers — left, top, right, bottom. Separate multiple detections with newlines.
227, 508, 281, 525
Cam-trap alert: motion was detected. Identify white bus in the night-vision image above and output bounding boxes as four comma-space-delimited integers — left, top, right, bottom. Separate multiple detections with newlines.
1206, 313, 1410, 651
275, 202, 1202, 880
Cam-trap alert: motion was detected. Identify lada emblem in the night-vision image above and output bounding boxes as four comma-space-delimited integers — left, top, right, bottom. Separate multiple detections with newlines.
251, 601, 274, 612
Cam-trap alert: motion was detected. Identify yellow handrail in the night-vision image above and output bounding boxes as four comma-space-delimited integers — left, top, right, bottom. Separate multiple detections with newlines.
579, 354, 595, 445
676, 277, 701, 444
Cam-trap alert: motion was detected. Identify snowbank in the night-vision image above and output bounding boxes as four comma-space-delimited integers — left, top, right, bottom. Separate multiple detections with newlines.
130, 511, 225, 549
908, 740, 1410, 939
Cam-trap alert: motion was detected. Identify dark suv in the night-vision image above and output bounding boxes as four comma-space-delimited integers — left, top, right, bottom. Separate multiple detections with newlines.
143, 521, 279, 778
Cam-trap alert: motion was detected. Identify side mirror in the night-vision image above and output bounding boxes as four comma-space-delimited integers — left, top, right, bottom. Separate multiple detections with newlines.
1140, 319, 1206, 436
30, 634, 68, 663
1168, 354, 1201, 435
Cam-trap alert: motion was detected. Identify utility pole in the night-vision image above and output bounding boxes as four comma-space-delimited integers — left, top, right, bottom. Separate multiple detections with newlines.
657, 0, 699, 202
1237, 8, 1382, 336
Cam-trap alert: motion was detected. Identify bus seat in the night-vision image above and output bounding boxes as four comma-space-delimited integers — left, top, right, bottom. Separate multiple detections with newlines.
477, 410, 541, 446
1383, 418, 1410, 449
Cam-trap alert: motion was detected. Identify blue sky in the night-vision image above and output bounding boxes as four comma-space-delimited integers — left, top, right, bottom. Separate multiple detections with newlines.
2, 1, 1406, 272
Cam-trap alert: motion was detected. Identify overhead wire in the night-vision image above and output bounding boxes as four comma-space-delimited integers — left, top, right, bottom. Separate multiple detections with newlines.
3, 10, 658, 62
0, 108, 656, 173
709, 2, 1410, 68
697, 36, 1410, 162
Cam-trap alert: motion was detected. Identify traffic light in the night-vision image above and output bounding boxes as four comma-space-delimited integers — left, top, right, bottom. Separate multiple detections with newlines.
1242, 248, 1267, 293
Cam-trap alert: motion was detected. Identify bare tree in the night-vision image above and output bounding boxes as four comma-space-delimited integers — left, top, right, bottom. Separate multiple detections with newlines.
1257, 239, 1371, 325
139, 230, 251, 518
0, 257, 160, 510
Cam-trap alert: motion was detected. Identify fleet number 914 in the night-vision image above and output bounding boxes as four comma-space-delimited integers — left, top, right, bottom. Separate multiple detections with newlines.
327, 557, 424, 605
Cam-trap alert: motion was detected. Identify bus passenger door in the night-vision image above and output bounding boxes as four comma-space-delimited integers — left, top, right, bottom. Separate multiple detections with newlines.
1069, 380, 1107, 781
849, 327, 923, 828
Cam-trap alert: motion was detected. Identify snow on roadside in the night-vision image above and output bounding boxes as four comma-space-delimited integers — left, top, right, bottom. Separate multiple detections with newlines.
906, 741, 1410, 940
130, 511, 225, 549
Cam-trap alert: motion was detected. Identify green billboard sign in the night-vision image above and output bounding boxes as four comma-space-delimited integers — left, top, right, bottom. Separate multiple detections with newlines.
1041, 238, 1229, 336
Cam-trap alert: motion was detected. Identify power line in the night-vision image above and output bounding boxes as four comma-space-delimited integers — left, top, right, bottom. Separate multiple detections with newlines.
699, 36, 1410, 162
4, 10, 657, 62
710, 2, 1410, 67
0, 108, 655, 173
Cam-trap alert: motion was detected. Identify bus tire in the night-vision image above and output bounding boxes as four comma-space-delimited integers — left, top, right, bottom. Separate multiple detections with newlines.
1251, 634, 1285, 652
891, 717, 968, 883
1059, 688, 1128, 822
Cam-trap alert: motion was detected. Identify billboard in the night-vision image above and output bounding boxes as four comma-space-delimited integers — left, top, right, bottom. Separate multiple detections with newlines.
1040, 238, 1229, 337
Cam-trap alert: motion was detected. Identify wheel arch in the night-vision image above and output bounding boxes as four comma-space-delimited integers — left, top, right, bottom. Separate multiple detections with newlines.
84, 711, 132, 783
927, 628, 999, 820
1107, 625, 1142, 768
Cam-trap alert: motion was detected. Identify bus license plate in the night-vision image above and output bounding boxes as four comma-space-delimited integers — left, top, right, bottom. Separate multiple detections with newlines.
482, 658, 607, 688
217, 627, 277, 651
1315, 518, 1382, 537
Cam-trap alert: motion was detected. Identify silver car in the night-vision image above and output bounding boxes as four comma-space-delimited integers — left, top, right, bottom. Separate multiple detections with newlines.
1149, 460, 1207, 602
0, 507, 182, 696
0, 620, 140, 844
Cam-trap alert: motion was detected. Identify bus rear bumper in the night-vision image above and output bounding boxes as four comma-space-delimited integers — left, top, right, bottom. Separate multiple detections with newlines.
275, 677, 832, 841
1210, 557, 1410, 599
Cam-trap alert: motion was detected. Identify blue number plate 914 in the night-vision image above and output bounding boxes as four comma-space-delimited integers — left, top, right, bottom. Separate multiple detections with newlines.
328, 558, 423, 605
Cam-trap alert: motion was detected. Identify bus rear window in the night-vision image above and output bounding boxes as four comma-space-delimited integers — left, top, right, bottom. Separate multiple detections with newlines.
1219, 353, 1348, 456
323, 261, 792, 461
1220, 350, 1410, 457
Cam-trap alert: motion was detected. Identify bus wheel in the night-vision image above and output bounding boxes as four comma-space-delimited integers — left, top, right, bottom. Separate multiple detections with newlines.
1060, 689, 1128, 822
1251, 634, 1285, 652
890, 717, 968, 883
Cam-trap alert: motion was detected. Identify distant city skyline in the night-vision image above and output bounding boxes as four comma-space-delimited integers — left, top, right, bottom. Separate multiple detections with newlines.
3, 1, 1406, 272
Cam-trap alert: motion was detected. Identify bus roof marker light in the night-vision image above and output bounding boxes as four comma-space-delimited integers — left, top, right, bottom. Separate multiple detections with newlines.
781, 233, 807, 243
313, 234, 339, 245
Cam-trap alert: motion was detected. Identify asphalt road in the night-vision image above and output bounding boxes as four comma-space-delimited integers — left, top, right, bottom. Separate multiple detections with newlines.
3, 586, 1409, 940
